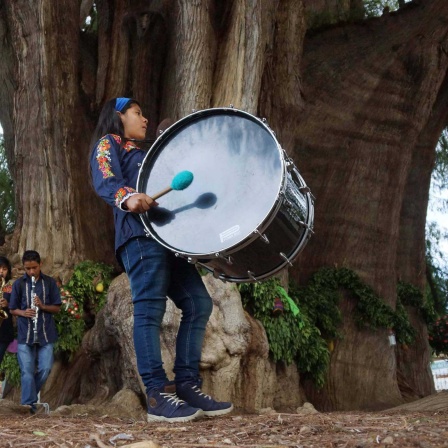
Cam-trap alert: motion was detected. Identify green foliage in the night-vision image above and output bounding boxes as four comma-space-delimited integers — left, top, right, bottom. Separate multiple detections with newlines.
239, 279, 302, 364
364, 0, 400, 17
330, 268, 418, 345
289, 268, 342, 341
239, 278, 330, 388
65, 260, 114, 314
397, 280, 436, 325
424, 129, 448, 353
239, 266, 432, 388
54, 260, 114, 358
0, 137, 16, 238
393, 300, 417, 346
54, 295, 86, 358
426, 222, 448, 316
432, 129, 448, 192
0, 352, 20, 387
293, 313, 330, 389
295, 268, 420, 346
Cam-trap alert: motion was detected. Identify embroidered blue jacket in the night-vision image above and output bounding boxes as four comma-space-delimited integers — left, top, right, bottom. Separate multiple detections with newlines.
90, 134, 148, 255
9, 274, 61, 346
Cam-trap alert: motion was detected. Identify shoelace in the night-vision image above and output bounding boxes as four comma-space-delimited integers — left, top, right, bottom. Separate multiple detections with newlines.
161, 391, 186, 406
192, 385, 212, 400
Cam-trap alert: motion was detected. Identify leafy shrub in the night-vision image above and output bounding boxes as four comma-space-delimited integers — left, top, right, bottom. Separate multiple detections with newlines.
238, 266, 431, 388
54, 260, 114, 358
0, 352, 20, 387
239, 278, 330, 388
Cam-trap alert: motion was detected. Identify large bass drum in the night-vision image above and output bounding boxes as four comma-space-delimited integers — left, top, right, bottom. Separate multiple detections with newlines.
137, 107, 314, 283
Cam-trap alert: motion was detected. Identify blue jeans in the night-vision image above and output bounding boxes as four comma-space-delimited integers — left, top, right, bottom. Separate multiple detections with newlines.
119, 237, 213, 393
17, 343, 54, 407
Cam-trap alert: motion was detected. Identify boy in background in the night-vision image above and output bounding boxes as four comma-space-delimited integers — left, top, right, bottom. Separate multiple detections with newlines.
9, 250, 61, 413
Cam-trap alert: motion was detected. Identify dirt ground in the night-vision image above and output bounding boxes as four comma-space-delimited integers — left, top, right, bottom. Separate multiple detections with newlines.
1, 403, 448, 448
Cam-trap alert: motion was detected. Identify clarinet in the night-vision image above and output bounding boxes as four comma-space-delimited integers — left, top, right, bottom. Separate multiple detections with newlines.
31, 276, 39, 345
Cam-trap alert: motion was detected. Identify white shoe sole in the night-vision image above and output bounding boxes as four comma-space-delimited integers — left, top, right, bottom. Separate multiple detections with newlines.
147, 409, 203, 423
203, 404, 234, 417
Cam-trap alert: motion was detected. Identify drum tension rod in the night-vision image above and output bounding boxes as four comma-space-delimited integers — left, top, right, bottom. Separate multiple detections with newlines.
298, 221, 315, 234
280, 252, 294, 267
247, 271, 260, 283
175, 252, 198, 262
215, 253, 234, 265
253, 230, 270, 244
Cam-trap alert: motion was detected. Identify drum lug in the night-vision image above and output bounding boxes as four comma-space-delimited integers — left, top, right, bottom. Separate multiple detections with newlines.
215, 253, 234, 265
247, 271, 260, 282
253, 230, 270, 244
286, 161, 295, 172
279, 252, 294, 267
187, 257, 198, 264
283, 197, 293, 209
298, 221, 315, 234
299, 186, 311, 194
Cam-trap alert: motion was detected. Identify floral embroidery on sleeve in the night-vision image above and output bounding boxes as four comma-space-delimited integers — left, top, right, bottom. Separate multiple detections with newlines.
111, 134, 122, 144
96, 134, 121, 179
123, 141, 139, 152
115, 186, 137, 208
96, 137, 114, 179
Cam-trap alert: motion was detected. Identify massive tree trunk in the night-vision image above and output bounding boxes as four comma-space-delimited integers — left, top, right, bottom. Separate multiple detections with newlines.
292, 1, 448, 410
0, 0, 447, 412
395, 72, 448, 400
0, 0, 115, 272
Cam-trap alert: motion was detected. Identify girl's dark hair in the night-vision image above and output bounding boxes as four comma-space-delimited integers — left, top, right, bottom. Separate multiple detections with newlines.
0, 256, 12, 282
89, 98, 140, 150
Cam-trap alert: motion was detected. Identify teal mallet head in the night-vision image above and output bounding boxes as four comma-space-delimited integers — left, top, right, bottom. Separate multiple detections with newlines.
171, 170, 194, 191
151, 170, 194, 200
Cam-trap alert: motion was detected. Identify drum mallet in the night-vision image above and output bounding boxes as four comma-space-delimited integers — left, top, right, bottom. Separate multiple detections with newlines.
151, 170, 194, 200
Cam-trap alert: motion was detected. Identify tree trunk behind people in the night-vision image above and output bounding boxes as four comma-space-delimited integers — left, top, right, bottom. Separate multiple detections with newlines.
292, 1, 448, 410
0, 0, 446, 411
0, 0, 115, 272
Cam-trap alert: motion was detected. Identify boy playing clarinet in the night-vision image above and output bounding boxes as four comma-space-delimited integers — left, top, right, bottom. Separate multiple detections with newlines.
9, 250, 61, 414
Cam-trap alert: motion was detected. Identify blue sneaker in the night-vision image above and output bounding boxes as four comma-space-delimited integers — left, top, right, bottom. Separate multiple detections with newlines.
176, 379, 234, 417
147, 382, 203, 423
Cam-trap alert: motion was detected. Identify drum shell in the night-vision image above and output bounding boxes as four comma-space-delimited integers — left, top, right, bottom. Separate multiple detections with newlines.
197, 168, 314, 282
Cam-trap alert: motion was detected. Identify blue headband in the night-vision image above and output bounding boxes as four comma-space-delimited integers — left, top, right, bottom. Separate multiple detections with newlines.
115, 97, 131, 112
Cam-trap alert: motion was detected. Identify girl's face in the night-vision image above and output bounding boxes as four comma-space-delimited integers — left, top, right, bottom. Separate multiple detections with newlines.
119, 103, 148, 140
0, 265, 8, 279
